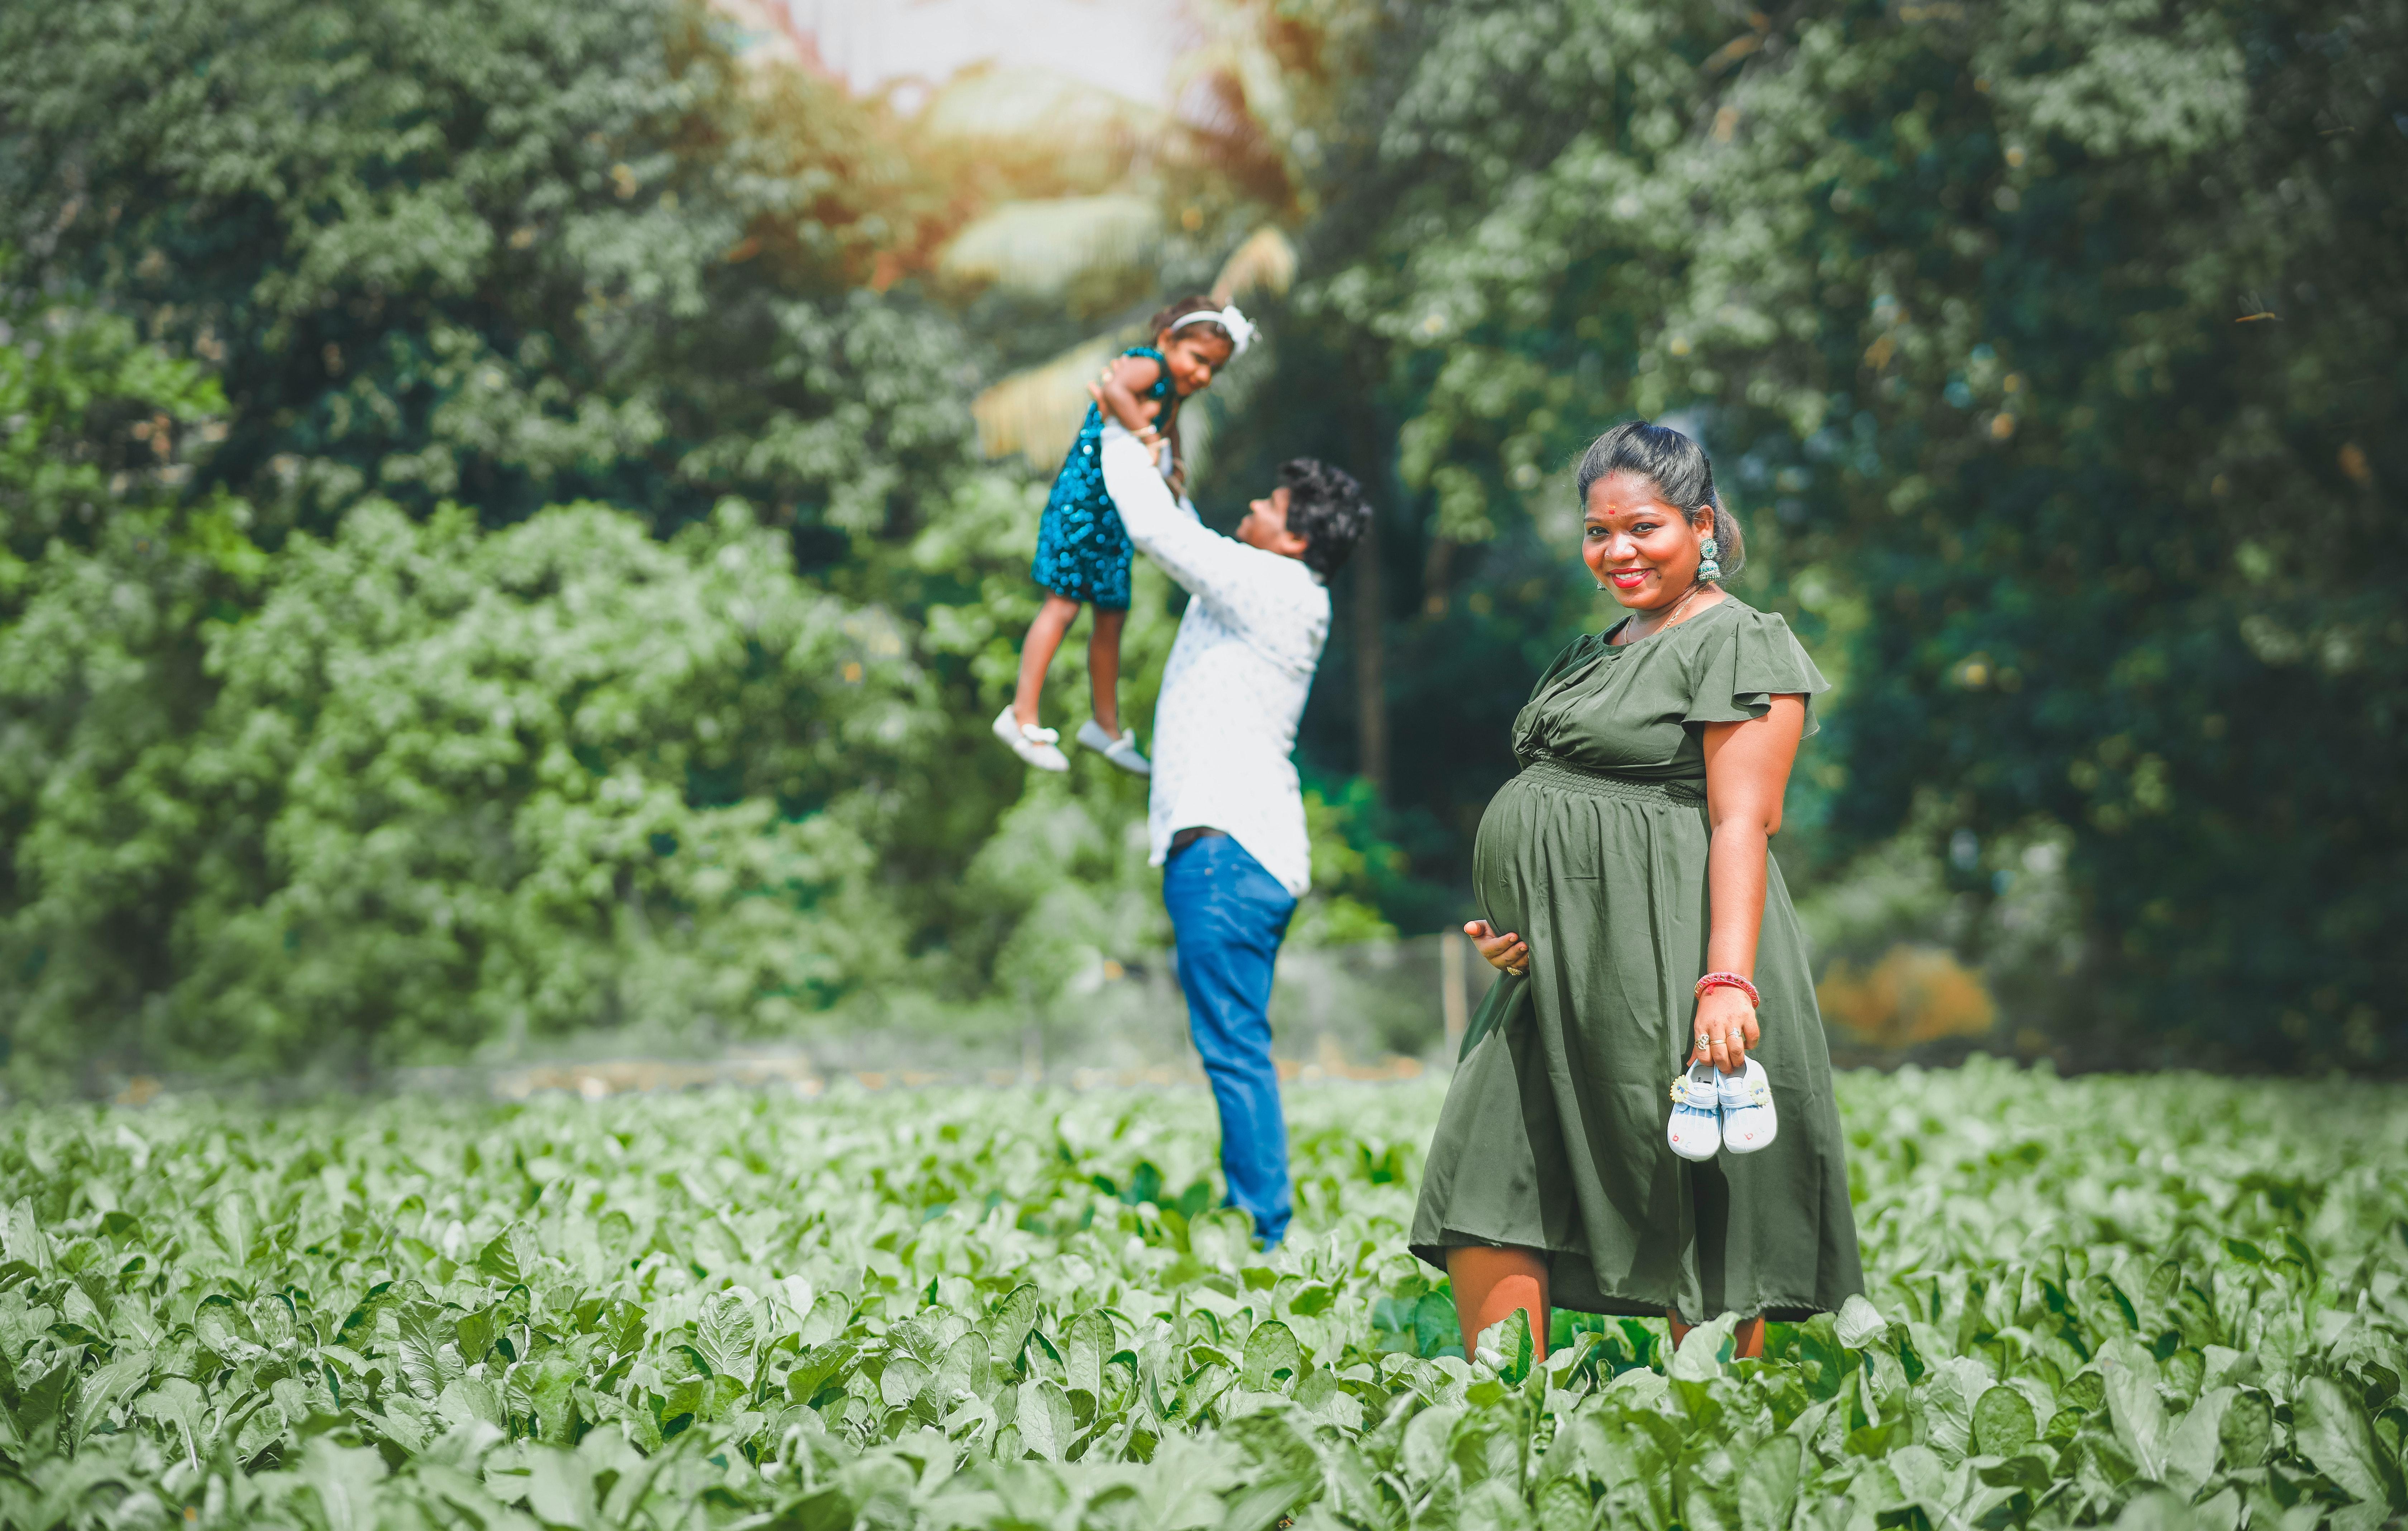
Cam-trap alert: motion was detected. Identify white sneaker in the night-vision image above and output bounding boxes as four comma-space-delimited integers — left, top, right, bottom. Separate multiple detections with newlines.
1076, 720, 1151, 776
1718, 1057, 1778, 1153
992, 707, 1069, 771
1667, 1063, 1722, 1161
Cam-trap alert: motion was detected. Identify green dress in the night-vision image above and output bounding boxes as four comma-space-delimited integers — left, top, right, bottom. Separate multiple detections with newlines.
1410, 597, 1865, 1322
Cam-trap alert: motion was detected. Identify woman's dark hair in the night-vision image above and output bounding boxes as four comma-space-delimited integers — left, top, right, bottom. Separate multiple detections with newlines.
1151, 294, 1232, 349
1573, 420, 1747, 581
1279, 457, 1370, 580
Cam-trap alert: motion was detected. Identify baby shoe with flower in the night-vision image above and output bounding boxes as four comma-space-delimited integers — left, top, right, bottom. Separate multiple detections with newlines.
1718, 1057, 1778, 1154
1076, 719, 1151, 776
1667, 1063, 1722, 1161
992, 706, 1069, 771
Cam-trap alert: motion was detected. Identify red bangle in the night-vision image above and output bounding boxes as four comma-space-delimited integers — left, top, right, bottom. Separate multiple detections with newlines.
1695, 972, 1760, 1007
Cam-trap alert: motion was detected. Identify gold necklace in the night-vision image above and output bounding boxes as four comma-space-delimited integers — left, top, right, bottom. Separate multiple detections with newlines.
1618, 577, 1710, 645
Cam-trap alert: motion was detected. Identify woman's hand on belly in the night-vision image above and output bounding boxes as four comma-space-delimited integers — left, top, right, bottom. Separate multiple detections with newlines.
1466, 920, 1530, 978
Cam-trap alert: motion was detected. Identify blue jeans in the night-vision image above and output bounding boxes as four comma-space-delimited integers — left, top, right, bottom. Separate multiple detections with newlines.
1162, 834, 1298, 1247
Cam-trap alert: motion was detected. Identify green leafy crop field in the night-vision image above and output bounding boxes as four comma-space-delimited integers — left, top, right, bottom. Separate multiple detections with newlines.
0, 1060, 2402, 1530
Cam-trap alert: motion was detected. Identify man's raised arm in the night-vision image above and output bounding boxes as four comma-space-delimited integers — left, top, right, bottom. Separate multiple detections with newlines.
1100, 431, 1265, 614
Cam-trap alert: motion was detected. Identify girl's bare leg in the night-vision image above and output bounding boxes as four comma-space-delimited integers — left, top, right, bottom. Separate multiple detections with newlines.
1448, 1246, 1549, 1361
1013, 595, 1084, 728
1667, 1309, 1766, 1359
1088, 608, 1127, 735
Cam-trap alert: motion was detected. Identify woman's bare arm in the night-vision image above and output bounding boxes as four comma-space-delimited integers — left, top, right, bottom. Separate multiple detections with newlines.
1694, 693, 1807, 1073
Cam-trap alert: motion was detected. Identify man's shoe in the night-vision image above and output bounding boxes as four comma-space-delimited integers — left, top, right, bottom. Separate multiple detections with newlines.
993, 707, 1069, 771
1076, 720, 1151, 776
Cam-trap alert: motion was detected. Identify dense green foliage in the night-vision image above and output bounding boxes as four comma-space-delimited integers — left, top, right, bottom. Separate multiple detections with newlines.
5, 0, 2403, 1074
0, 1064, 2402, 1527
2, 0, 966, 545
1237, 0, 2408, 1067
0, 3, 1405, 1078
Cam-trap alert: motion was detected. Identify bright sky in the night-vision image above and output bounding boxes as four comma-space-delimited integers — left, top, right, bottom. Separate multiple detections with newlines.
787, 0, 1193, 107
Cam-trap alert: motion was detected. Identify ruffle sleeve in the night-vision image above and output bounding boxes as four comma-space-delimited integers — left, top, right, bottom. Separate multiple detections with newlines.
1682, 607, 1831, 737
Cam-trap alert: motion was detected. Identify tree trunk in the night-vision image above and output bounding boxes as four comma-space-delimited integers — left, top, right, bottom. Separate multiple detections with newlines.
1354, 511, 1388, 789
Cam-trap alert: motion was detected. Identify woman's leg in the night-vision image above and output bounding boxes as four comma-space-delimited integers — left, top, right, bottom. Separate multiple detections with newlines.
1666, 1309, 1766, 1359
1448, 1246, 1549, 1361
1088, 608, 1127, 735
1013, 595, 1084, 728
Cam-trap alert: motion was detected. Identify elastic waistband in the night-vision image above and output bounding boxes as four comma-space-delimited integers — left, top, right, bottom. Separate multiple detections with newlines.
1518, 758, 1705, 806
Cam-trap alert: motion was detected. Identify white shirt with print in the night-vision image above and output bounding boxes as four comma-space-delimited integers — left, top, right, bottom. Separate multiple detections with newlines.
1100, 428, 1329, 899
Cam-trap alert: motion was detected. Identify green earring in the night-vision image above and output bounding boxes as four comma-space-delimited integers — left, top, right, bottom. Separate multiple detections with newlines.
1697, 535, 1723, 583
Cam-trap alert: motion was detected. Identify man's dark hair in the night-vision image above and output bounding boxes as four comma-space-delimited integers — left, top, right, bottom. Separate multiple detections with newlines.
1279, 458, 1370, 580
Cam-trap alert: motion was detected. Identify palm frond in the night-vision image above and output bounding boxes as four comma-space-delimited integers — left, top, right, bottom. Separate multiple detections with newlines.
918, 65, 1168, 147
1210, 225, 1296, 303
940, 195, 1165, 296
973, 335, 1123, 466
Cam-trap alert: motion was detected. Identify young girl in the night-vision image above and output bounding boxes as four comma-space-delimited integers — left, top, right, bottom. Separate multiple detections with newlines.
993, 295, 1253, 773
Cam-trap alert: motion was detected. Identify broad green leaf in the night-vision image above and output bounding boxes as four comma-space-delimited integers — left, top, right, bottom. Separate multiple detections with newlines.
880, 1352, 932, 1409
296, 1437, 388, 1531
1972, 1385, 2038, 1458
455, 1306, 497, 1366
1671, 1313, 1738, 1381
983, 1284, 1040, 1367
211, 1196, 255, 1265
1240, 1320, 1303, 1394
436, 1376, 503, 1431
2163, 1386, 2231, 1492
934, 1329, 992, 1409
393, 1302, 452, 1403
72, 1350, 152, 1443
1219, 1411, 1321, 1531
13, 1357, 72, 1440
2113, 1486, 2198, 1531
2105, 1358, 2171, 1480
2217, 1389, 2271, 1468
1403, 1404, 1464, 1487
1978, 1453, 2055, 1492
1536, 1476, 1593, 1531
1188, 1208, 1255, 1273
1413, 1292, 1460, 1359
517, 1356, 582, 1446
1834, 1296, 1887, 1350
693, 1291, 757, 1387
1738, 1433, 1802, 1531
1062, 1309, 1113, 1402
2293, 1375, 2406, 1509
1016, 1378, 1074, 1462
134, 1377, 204, 1467
522, 1444, 596, 1528
787, 1340, 859, 1406
475, 1227, 524, 1285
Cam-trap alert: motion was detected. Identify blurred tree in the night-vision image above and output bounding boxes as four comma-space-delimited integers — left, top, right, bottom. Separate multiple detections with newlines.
0, 278, 949, 1074
1254, 0, 2407, 1066
0, 0, 971, 553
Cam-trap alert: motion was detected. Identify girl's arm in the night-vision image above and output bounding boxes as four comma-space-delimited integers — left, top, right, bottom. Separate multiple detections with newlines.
1694, 694, 1808, 1074
1095, 354, 1168, 440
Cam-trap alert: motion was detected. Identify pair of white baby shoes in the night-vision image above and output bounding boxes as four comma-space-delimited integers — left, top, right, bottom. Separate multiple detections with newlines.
992, 708, 1151, 776
1667, 1058, 1778, 1161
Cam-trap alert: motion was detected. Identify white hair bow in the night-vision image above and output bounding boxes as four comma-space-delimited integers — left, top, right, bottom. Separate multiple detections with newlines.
1171, 304, 1257, 357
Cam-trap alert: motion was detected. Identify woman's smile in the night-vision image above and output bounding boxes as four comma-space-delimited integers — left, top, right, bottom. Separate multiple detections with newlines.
1607, 568, 1649, 590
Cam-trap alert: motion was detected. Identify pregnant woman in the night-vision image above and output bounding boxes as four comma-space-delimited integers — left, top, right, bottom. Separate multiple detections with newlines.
1411, 421, 1863, 1361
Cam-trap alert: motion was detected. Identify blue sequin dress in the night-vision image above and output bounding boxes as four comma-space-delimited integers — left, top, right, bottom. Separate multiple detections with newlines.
1030, 345, 1176, 611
